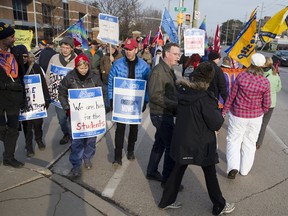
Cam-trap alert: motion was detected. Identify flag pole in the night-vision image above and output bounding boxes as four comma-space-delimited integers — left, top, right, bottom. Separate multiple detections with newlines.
53, 14, 89, 42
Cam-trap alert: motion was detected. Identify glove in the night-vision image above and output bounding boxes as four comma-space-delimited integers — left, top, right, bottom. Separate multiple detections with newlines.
142, 102, 147, 113
44, 100, 50, 110
66, 109, 70, 117
6, 82, 23, 91
110, 99, 113, 111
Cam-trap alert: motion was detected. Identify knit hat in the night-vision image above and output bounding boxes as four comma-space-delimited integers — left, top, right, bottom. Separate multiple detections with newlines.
90, 40, 99, 45
75, 54, 90, 67
124, 38, 138, 50
60, 36, 74, 48
251, 53, 266, 67
191, 62, 215, 83
39, 40, 47, 46
208, 51, 220, 61
15, 44, 28, 55
74, 39, 81, 47
0, 22, 15, 40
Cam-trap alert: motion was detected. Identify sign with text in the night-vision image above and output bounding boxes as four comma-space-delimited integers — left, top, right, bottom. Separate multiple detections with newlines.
48, 64, 72, 108
14, 29, 33, 51
19, 74, 47, 121
69, 87, 106, 139
184, 28, 205, 56
112, 77, 146, 124
97, 13, 119, 45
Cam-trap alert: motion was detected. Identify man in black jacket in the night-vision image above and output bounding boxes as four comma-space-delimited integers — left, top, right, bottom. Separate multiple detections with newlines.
0, 22, 25, 168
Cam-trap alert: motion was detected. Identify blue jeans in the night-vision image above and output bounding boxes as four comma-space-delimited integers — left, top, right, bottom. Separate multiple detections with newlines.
55, 106, 70, 135
147, 114, 175, 183
69, 137, 97, 168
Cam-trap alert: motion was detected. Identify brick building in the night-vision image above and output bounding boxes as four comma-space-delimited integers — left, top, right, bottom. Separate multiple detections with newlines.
0, 0, 100, 41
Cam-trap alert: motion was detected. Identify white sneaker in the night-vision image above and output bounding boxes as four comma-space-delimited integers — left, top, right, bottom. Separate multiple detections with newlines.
163, 202, 182, 210
218, 202, 235, 215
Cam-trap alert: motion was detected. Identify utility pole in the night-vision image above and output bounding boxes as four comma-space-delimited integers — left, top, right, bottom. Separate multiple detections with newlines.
257, 3, 264, 40
192, 0, 199, 28
177, 0, 184, 46
33, 0, 38, 48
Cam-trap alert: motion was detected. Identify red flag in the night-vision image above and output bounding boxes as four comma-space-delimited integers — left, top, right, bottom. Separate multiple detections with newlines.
142, 31, 151, 46
213, 24, 221, 54
152, 27, 163, 44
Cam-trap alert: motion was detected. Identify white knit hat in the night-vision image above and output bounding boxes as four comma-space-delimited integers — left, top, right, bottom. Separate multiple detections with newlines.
251, 53, 266, 67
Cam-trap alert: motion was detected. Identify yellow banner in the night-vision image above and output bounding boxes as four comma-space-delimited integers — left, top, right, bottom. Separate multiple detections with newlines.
14, 29, 34, 51
260, 7, 288, 43
228, 9, 257, 68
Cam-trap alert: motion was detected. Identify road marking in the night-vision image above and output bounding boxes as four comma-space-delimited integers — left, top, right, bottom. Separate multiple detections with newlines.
101, 113, 151, 198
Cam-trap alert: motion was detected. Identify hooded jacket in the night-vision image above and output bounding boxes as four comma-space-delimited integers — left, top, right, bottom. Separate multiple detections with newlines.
170, 80, 224, 166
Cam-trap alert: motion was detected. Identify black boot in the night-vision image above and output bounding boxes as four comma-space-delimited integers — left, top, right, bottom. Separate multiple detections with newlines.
112, 149, 122, 166
60, 133, 70, 145
25, 142, 35, 157
37, 140, 46, 151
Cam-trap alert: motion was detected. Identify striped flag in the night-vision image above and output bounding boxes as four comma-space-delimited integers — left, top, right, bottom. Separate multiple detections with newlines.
142, 31, 151, 46
152, 27, 163, 44
213, 24, 221, 54
67, 18, 89, 50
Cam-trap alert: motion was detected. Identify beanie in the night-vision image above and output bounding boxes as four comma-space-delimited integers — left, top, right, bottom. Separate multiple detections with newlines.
75, 54, 90, 67
251, 53, 266, 67
15, 44, 28, 55
0, 22, 15, 40
208, 51, 220, 61
74, 38, 81, 47
39, 40, 47, 46
60, 36, 74, 48
191, 62, 215, 83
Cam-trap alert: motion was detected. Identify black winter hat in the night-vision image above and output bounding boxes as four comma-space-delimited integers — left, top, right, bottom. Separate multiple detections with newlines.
191, 62, 215, 83
208, 50, 220, 61
60, 36, 74, 48
0, 22, 15, 40
15, 44, 28, 55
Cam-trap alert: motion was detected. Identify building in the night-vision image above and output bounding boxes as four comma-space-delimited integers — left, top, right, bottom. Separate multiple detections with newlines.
0, 0, 100, 42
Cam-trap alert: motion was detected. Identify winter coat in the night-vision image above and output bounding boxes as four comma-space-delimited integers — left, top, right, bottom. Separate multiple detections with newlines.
99, 50, 122, 85
84, 49, 102, 76
263, 67, 282, 108
108, 56, 150, 102
58, 68, 104, 110
170, 81, 224, 166
207, 61, 228, 103
138, 51, 152, 66
148, 58, 178, 115
38, 47, 57, 72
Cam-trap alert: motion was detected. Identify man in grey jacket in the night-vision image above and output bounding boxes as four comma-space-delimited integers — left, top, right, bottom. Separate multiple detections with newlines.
146, 42, 180, 187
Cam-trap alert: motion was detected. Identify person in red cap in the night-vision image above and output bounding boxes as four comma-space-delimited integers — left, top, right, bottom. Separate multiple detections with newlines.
58, 54, 105, 177
73, 39, 83, 55
0, 22, 26, 168
108, 38, 150, 166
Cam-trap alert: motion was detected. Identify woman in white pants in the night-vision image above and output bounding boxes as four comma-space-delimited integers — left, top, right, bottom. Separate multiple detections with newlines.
222, 53, 271, 179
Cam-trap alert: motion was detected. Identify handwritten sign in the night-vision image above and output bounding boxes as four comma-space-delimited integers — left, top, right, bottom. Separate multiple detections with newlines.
19, 74, 47, 121
48, 64, 72, 108
112, 77, 146, 124
69, 87, 106, 139
14, 29, 33, 51
184, 28, 205, 56
97, 13, 119, 45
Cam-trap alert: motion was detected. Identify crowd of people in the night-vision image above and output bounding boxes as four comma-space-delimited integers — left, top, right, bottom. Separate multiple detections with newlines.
0, 21, 282, 215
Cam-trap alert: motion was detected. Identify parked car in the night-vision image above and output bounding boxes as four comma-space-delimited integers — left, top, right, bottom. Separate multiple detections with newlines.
272, 50, 288, 66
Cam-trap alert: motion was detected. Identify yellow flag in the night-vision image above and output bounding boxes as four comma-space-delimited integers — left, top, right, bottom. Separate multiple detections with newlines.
260, 7, 288, 43
14, 29, 34, 51
226, 9, 257, 68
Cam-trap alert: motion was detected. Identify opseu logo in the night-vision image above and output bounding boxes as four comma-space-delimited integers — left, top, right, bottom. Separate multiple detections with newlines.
24, 79, 33, 84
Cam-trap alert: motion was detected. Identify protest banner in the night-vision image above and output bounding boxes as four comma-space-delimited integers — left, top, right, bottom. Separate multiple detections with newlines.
97, 13, 119, 45
69, 87, 106, 139
48, 64, 73, 108
184, 28, 205, 56
14, 29, 33, 51
112, 77, 146, 124
19, 74, 47, 121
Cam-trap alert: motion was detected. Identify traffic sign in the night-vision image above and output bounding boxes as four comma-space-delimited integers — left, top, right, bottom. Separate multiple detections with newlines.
174, 7, 187, 12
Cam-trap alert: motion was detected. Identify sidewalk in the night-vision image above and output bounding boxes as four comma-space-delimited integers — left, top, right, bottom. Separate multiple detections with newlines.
0, 110, 128, 216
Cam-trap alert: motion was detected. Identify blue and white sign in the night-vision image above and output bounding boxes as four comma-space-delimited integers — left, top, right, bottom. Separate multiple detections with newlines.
112, 77, 146, 124
97, 13, 119, 45
184, 28, 205, 56
69, 87, 106, 139
19, 74, 47, 121
48, 64, 72, 108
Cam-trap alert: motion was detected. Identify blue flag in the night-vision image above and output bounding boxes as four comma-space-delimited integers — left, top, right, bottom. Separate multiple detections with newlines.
199, 17, 209, 60
161, 8, 178, 43
67, 18, 89, 50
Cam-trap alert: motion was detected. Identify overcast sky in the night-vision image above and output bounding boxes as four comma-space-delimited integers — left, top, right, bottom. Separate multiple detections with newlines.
142, 0, 286, 36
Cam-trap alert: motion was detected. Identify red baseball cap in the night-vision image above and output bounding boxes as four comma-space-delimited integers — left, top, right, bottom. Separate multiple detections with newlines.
75, 54, 89, 67
124, 38, 138, 50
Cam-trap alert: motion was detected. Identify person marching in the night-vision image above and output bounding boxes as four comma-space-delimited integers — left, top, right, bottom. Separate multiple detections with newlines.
58, 54, 105, 177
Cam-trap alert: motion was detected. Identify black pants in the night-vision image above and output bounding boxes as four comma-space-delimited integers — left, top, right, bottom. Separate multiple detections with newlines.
159, 163, 226, 215
22, 118, 44, 149
114, 123, 138, 160
0, 107, 20, 160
